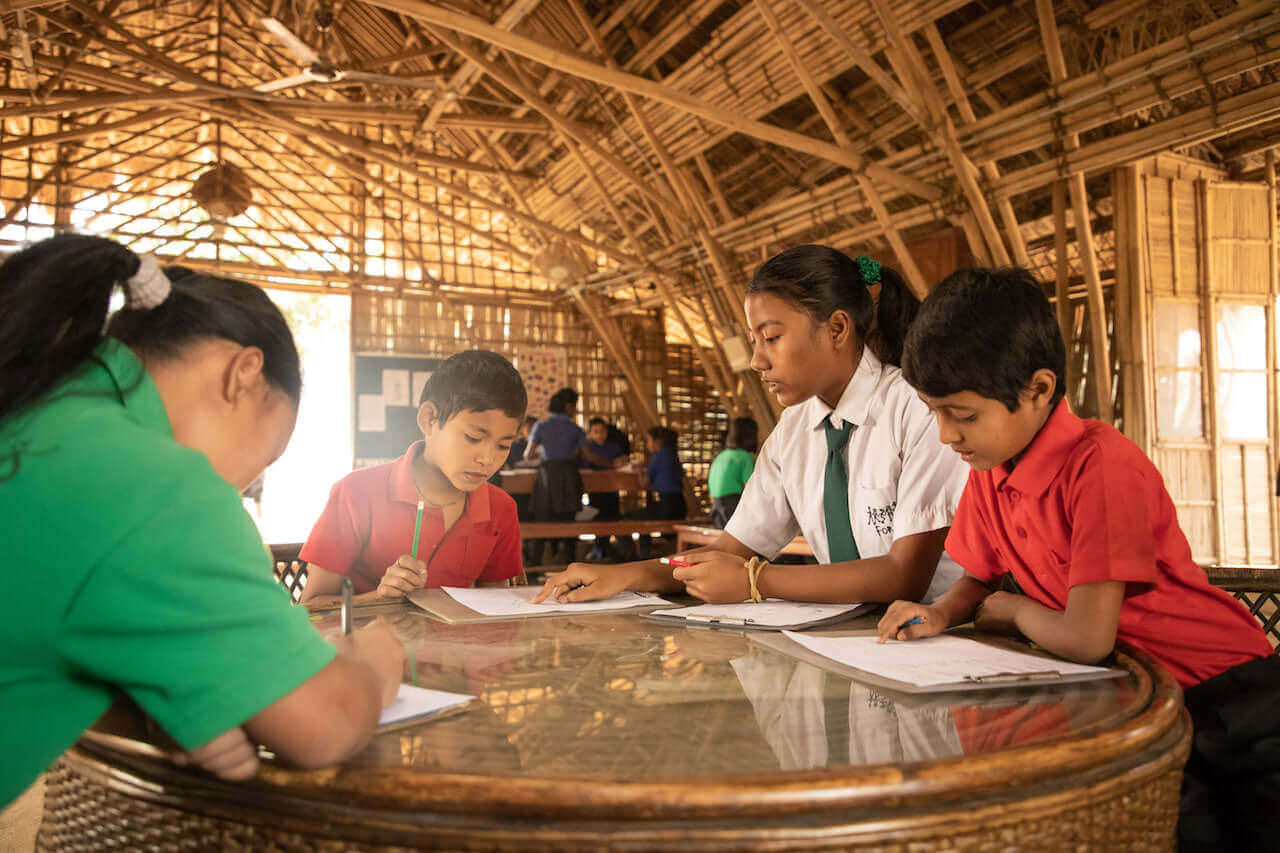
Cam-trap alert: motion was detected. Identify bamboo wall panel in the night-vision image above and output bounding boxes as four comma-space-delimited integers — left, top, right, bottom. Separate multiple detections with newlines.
1207, 184, 1272, 296
1155, 446, 1217, 564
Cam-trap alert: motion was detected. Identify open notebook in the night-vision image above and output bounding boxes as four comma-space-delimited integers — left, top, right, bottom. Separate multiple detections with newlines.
644, 600, 875, 631
408, 586, 671, 623
377, 684, 476, 733
753, 630, 1125, 693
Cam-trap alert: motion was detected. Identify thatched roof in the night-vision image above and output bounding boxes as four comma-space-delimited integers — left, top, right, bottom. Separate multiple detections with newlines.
1, 0, 1277, 323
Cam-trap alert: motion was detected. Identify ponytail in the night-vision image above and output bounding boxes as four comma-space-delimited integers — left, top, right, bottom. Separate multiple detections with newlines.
746, 244, 920, 367
0, 233, 301, 424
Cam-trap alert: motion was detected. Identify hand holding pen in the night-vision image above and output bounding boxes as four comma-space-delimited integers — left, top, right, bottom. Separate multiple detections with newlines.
876, 601, 945, 643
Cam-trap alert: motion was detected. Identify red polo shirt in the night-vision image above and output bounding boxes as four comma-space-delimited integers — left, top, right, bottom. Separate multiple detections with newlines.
300, 442, 522, 593
946, 400, 1271, 689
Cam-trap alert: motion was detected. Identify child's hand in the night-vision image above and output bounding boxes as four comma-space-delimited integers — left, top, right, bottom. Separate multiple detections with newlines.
532, 562, 629, 603
669, 551, 750, 603
376, 555, 427, 597
974, 591, 1025, 635
349, 617, 405, 708
173, 727, 259, 781
877, 601, 946, 643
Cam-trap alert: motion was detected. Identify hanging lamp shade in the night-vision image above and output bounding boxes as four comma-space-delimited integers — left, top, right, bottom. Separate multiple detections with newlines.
190, 163, 254, 221
532, 241, 587, 285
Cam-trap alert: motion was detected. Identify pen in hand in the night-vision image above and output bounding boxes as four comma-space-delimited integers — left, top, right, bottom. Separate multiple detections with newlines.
340, 576, 354, 636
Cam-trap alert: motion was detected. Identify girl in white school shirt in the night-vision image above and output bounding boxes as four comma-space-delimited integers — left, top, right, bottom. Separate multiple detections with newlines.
535, 244, 968, 606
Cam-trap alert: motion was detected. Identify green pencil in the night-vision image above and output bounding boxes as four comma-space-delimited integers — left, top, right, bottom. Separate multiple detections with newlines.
408, 649, 418, 686
411, 499, 424, 560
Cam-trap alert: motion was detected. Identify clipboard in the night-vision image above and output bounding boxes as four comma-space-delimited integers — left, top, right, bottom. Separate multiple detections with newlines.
642, 601, 876, 632
406, 587, 670, 624
749, 629, 1128, 694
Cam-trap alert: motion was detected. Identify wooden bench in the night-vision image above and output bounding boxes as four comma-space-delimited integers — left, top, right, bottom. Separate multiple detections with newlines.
673, 523, 814, 556
1205, 565, 1280, 649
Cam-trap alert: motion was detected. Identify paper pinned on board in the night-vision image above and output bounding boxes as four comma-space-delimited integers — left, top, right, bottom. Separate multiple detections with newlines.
357, 393, 386, 432
382, 369, 411, 407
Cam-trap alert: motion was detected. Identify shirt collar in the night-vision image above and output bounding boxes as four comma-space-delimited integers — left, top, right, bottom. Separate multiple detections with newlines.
998, 399, 1085, 495
387, 439, 493, 523
98, 337, 173, 437
804, 346, 883, 432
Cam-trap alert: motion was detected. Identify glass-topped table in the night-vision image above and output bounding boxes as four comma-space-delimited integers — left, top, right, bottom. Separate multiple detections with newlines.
40, 604, 1189, 850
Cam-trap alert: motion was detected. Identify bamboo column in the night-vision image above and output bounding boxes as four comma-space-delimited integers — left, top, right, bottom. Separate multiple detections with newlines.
570, 289, 660, 430
1037, 0, 1114, 422
1265, 150, 1279, 562
1052, 180, 1079, 404
1196, 179, 1226, 563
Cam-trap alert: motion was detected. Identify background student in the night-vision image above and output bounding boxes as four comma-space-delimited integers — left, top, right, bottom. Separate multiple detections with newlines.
300, 351, 527, 599
879, 267, 1278, 851
629, 426, 686, 520
0, 234, 403, 822
535, 245, 967, 606
708, 416, 757, 528
585, 417, 626, 561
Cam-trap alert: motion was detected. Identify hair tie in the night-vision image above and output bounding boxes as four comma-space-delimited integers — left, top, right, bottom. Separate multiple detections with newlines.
124, 254, 171, 309
854, 255, 881, 288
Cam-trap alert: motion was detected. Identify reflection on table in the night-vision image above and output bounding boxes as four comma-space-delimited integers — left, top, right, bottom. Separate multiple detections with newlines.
44, 606, 1188, 851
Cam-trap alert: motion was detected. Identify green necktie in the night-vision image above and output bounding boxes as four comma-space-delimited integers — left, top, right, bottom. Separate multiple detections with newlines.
823, 419, 861, 563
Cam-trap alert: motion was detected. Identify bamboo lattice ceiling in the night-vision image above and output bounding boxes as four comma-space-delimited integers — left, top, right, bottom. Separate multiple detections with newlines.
0, 0, 1278, 344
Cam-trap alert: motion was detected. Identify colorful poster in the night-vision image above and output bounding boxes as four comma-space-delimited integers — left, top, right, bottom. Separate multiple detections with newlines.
516, 348, 568, 418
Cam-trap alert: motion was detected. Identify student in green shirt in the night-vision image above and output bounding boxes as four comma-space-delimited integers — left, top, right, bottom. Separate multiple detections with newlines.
0, 234, 404, 812
707, 417, 758, 528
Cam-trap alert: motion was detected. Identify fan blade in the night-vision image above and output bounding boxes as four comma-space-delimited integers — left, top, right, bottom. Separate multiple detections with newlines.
262, 17, 322, 66
254, 72, 315, 93
340, 70, 443, 91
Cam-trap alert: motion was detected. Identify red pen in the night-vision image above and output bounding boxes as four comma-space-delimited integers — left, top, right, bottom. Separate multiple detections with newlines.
659, 557, 693, 567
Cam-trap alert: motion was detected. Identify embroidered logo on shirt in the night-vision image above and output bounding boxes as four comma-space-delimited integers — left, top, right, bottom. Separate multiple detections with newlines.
866, 501, 896, 535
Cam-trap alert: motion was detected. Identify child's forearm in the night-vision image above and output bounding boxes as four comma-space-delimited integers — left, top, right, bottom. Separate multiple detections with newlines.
1011, 595, 1119, 664
933, 575, 991, 627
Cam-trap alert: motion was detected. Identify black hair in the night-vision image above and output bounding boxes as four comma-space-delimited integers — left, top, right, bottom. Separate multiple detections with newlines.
725, 416, 759, 453
0, 233, 301, 424
606, 422, 631, 455
902, 267, 1067, 412
419, 349, 527, 423
588, 416, 607, 428
647, 425, 679, 458
747, 244, 919, 367
548, 387, 578, 414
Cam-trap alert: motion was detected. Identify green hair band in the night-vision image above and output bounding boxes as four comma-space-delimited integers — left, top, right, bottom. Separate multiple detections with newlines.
855, 255, 881, 287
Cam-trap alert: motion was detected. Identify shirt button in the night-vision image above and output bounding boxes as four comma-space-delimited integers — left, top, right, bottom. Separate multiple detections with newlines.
1015, 526, 1027, 539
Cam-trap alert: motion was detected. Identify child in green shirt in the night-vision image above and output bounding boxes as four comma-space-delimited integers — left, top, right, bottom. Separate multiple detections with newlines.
707, 417, 758, 528
0, 234, 403, 811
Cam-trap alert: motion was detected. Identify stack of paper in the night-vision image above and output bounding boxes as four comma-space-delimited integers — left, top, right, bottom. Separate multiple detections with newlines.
440, 585, 669, 617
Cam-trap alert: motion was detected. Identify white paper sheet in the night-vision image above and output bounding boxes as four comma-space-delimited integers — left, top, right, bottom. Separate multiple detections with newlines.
441, 585, 669, 617
651, 600, 863, 628
780, 633, 1113, 687
357, 393, 386, 432
411, 371, 433, 408
379, 684, 474, 727
382, 369, 411, 406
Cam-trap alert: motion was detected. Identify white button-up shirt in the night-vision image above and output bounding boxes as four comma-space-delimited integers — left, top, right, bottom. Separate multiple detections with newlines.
725, 347, 968, 602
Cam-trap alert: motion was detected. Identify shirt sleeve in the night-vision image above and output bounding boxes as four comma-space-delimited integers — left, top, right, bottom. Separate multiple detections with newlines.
1064, 447, 1160, 589
943, 475, 1006, 583
58, 482, 335, 751
298, 476, 366, 575
477, 494, 524, 583
891, 393, 971, 540
527, 421, 544, 448
725, 428, 801, 559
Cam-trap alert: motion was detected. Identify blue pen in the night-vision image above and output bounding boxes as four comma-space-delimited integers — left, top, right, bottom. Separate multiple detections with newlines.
897, 615, 923, 631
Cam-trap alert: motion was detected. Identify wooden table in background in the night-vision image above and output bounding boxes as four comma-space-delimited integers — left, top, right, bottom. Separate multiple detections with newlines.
675, 523, 814, 556
41, 604, 1188, 850
498, 467, 643, 495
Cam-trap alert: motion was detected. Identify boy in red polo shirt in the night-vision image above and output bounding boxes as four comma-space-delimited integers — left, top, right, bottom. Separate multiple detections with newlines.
299, 350, 526, 599
880, 267, 1277, 851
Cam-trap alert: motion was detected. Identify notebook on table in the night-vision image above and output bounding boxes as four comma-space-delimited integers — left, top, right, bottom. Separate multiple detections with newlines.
643, 600, 875, 631
407, 586, 672, 624
376, 684, 477, 733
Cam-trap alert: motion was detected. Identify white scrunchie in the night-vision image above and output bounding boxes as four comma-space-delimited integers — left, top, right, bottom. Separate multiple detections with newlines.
125, 254, 171, 309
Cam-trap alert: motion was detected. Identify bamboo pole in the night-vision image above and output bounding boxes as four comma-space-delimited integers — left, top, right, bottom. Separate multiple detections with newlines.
1265, 149, 1279, 562
570, 290, 660, 429
754, 0, 928, 299
1197, 179, 1226, 563
362, 0, 941, 202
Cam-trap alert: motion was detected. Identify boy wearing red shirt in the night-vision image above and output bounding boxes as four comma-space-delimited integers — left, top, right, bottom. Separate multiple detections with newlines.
300, 350, 526, 600
881, 267, 1277, 851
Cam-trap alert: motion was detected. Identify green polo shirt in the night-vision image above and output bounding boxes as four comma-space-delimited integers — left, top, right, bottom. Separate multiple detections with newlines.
708, 448, 755, 498
0, 339, 335, 807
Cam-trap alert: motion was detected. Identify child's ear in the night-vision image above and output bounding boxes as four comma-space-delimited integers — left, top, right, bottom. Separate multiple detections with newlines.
1026, 368, 1058, 410
417, 401, 440, 436
827, 309, 852, 349
225, 346, 266, 405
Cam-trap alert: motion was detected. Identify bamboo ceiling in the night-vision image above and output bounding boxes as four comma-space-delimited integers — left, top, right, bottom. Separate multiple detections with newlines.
1, 0, 1279, 347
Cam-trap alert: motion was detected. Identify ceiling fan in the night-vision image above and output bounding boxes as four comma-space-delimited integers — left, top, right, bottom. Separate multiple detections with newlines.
254, 17, 443, 94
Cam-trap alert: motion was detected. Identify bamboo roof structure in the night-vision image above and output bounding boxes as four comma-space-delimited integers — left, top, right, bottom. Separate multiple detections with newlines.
1, 0, 1278, 350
